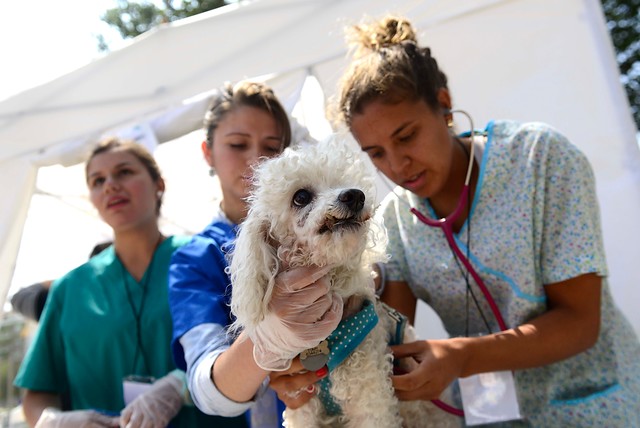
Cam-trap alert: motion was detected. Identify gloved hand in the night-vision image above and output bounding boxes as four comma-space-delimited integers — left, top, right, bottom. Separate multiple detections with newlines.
35, 407, 118, 428
119, 373, 183, 428
250, 265, 343, 371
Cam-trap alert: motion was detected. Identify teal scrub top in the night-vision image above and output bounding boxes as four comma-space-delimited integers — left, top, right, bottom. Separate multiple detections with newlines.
14, 236, 247, 428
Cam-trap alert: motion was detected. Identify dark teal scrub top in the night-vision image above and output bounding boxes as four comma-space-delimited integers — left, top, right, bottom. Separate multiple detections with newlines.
15, 236, 246, 427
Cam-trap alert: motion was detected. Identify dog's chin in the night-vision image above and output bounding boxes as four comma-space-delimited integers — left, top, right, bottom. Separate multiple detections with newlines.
303, 217, 369, 267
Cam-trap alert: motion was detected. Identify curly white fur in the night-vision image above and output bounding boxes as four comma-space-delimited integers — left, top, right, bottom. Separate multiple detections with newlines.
228, 136, 459, 427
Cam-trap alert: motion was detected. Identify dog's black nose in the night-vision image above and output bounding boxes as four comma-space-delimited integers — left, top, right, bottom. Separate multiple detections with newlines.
338, 189, 365, 212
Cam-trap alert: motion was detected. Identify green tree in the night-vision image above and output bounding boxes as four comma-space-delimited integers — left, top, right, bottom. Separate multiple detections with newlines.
601, 0, 640, 130
98, 0, 228, 51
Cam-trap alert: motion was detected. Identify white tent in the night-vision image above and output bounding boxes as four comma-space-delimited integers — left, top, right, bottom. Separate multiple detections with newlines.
1, 0, 639, 336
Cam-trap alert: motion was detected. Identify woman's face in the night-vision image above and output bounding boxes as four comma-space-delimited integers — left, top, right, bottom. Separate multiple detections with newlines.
87, 148, 162, 233
202, 105, 283, 221
350, 98, 454, 200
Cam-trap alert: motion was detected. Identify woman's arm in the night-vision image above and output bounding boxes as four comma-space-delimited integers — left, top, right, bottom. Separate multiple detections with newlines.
457, 272, 601, 375
381, 280, 418, 324
22, 390, 61, 427
169, 237, 263, 414
392, 273, 601, 400
212, 332, 268, 402
182, 264, 343, 415
181, 324, 262, 416
22, 390, 118, 428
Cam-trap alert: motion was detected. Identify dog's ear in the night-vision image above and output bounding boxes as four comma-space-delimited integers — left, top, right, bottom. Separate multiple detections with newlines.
229, 214, 279, 332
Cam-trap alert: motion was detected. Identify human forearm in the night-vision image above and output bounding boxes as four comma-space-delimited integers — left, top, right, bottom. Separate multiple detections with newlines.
212, 332, 269, 402
455, 274, 601, 377
454, 309, 598, 377
182, 324, 265, 416
392, 274, 602, 401
381, 280, 417, 324
22, 390, 60, 427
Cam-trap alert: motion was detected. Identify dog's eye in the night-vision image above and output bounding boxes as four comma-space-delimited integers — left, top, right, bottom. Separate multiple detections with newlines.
292, 189, 313, 207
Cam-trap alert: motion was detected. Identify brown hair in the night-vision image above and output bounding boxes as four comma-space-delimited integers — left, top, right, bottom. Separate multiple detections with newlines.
338, 15, 449, 126
203, 80, 292, 150
85, 137, 164, 214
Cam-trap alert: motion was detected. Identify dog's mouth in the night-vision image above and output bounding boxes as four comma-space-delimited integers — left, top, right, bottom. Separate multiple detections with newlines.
318, 213, 370, 234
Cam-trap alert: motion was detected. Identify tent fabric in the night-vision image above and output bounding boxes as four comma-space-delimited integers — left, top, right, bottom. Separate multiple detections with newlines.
1, 0, 639, 335
0, 158, 37, 306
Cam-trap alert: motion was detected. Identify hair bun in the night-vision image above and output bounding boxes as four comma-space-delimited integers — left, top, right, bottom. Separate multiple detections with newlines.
348, 15, 417, 57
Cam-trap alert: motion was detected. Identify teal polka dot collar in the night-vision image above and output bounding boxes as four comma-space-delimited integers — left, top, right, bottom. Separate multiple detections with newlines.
317, 299, 379, 415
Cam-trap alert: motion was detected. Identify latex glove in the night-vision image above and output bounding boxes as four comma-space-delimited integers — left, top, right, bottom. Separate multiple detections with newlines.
119, 373, 183, 428
35, 407, 118, 428
251, 265, 343, 371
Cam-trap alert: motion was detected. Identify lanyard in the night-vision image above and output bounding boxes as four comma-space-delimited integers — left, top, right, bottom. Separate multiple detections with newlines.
412, 200, 507, 331
119, 239, 161, 375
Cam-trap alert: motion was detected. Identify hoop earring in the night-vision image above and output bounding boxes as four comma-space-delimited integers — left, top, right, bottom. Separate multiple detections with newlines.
442, 108, 454, 129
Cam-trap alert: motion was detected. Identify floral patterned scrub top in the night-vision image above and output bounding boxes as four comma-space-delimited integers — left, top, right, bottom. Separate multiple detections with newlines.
380, 120, 640, 426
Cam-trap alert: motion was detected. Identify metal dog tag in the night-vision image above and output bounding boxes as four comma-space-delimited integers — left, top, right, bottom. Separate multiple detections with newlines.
300, 340, 330, 371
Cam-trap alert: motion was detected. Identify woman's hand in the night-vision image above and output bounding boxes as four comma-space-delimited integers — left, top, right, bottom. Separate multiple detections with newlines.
269, 357, 328, 409
390, 339, 464, 401
119, 373, 183, 428
213, 261, 341, 405
251, 265, 343, 371
34, 408, 118, 428
391, 274, 602, 402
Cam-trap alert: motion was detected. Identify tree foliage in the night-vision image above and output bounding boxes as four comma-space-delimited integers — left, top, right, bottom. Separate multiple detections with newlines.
601, 0, 640, 129
98, 0, 227, 50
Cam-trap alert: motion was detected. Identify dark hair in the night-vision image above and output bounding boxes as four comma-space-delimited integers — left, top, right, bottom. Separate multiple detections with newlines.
338, 15, 449, 126
90, 241, 112, 257
85, 137, 165, 214
203, 80, 292, 150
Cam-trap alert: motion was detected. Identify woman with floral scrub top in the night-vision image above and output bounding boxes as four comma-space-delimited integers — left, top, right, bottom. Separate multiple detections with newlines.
336, 14, 640, 426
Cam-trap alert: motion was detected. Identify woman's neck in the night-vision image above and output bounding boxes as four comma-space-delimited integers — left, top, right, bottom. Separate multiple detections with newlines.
113, 223, 164, 281
220, 199, 247, 225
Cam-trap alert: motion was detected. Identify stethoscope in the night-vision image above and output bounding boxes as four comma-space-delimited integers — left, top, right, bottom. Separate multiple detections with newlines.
379, 109, 508, 417
409, 109, 507, 332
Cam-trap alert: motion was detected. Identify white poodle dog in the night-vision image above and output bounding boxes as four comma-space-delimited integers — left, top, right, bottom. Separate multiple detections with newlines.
229, 137, 458, 427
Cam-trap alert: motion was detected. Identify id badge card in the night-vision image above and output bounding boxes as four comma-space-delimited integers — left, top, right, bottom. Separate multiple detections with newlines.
123, 375, 155, 405
459, 371, 522, 426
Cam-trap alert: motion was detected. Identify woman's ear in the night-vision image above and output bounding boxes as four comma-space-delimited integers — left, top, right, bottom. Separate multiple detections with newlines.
437, 88, 453, 127
201, 140, 214, 167
156, 178, 166, 195
437, 88, 452, 112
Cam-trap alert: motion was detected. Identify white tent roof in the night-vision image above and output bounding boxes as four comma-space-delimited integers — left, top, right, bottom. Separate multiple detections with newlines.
1, 0, 639, 334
